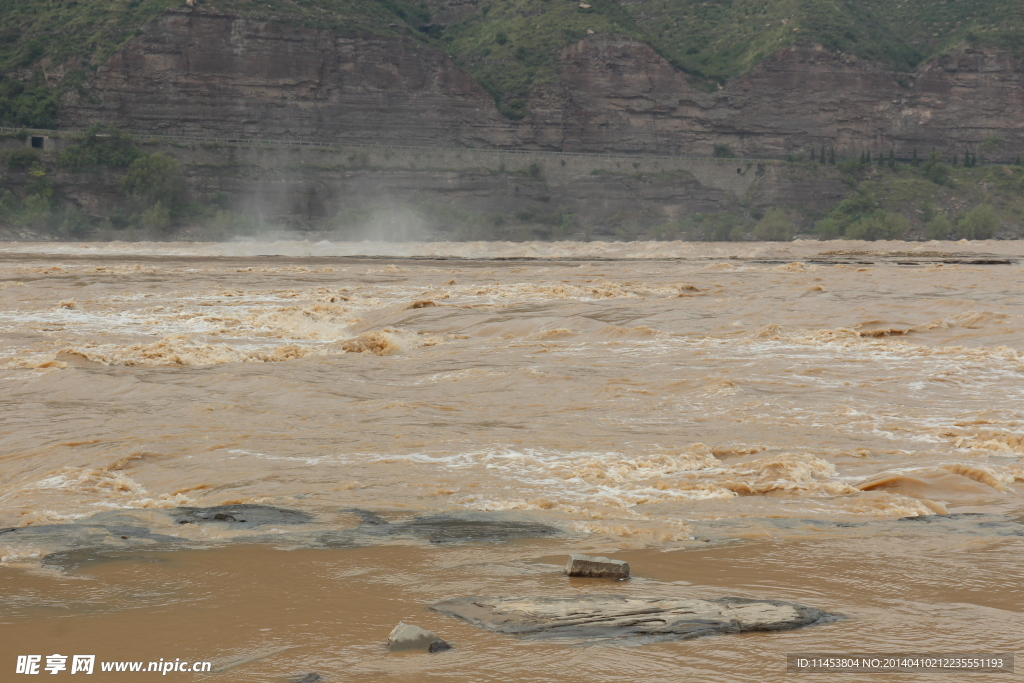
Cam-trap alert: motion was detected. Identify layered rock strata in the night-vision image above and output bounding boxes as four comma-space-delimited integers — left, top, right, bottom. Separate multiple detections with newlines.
61, 8, 1024, 160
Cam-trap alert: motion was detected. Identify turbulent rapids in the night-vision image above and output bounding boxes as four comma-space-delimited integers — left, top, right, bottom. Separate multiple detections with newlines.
1, 239, 1023, 682
1, 239, 1023, 541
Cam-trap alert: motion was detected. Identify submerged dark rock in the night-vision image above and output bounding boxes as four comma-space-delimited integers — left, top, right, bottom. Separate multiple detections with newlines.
42, 549, 171, 571
897, 512, 988, 522
309, 531, 358, 549
341, 508, 390, 526
167, 504, 313, 528
431, 595, 836, 642
293, 674, 322, 683
0, 505, 316, 567
356, 511, 560, 544
427, 640, 453, 653
895, 513, 1024, 536
0, 506, 563, 569
4, 521, 185, 569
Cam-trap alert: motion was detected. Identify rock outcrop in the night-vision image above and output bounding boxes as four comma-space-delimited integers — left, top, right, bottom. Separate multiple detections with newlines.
387, 622, 448, 652
0, 507, 566, 569
564, 554, 630, 579
527, 37, 1024, 158
62, 8, 517, 148
431, 595, 835, 642
60, 9, 1024, 160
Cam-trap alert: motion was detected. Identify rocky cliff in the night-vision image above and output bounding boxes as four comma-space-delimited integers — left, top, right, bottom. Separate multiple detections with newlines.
63, 8, 517, 148
61, 8, 1024, 161
540, 38, 1024, 159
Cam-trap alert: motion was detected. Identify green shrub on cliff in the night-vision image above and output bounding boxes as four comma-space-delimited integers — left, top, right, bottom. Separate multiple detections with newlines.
2, 148, 41, 171
843, 210, 909, 241
925, 215, 954, 240
921, 151, 951, 185
439, 0, 632, 118
662, 212, 750, 241
135, 201, 172, 234
119, 153, 184, 210
60, 125, 145, 170
0, 189, 18, 224
753, 208, 795, 241
816, 158, 1024, 239
0, 78, 59, 128
956, 204, 999, 240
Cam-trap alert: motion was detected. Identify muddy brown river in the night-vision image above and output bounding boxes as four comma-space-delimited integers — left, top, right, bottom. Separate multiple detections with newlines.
1, 239, 1022, 681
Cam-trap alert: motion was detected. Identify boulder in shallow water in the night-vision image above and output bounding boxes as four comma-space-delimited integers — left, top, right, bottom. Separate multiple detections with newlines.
565, 553, 629, 579
387, 622, 446, 652
431, 595, 835, 642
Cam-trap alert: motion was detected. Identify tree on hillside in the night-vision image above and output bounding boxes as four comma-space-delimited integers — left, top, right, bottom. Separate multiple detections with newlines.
957, 205, 999, 240
118, 153, 185, 218
921, 151, 949, 185
754, 207, 794, 241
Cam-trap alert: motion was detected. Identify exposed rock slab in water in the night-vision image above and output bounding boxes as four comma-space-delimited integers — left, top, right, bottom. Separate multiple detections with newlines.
353, 510, 561, 544
168, 504, 313, 528
0, 506, 565, 567
10, 505, 1022, 572
431, 595, 835, 642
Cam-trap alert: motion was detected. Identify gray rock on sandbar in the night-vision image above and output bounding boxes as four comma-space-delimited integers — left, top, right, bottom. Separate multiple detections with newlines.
387, 622, 448, 652
431, 595, 835, 643
565, 553, 630, 579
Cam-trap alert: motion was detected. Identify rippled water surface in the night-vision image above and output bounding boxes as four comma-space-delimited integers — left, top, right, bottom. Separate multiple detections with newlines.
1, 239, 1022, 681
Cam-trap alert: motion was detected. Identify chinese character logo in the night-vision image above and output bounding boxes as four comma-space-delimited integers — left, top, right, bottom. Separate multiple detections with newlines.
71, 656, 95, 675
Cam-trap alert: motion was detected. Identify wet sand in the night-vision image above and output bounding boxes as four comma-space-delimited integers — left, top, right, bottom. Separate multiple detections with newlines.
1, 239, 1022, 680
1, 537, 1020, 682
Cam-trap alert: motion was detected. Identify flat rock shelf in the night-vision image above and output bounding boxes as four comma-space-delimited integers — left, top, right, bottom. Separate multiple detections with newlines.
431, 595, 838, 643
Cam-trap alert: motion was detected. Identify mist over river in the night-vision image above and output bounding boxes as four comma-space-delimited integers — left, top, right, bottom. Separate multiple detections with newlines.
1, 239, 1022, 681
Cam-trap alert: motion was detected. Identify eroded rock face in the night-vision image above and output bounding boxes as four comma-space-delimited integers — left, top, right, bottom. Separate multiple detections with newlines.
60, 10, 1024, 160
532, 37, 1024, 158
431, 595, 835, 642
63, 8, 516, 148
